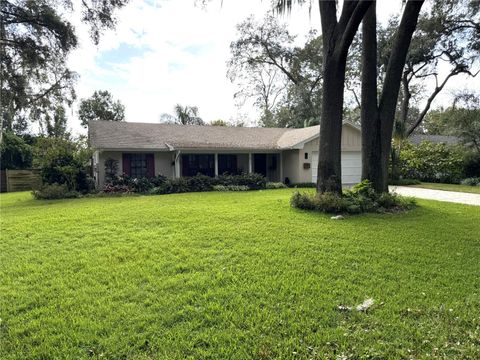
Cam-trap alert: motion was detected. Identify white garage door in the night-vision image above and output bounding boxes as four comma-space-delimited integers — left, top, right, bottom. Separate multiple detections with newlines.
311, 151, 362, 185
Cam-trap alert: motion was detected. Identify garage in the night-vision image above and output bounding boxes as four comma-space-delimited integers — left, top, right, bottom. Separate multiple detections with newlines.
311, 151, 362, 185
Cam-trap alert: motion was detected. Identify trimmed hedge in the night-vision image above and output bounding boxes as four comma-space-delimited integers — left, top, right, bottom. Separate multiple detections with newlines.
103, 173, 267, 195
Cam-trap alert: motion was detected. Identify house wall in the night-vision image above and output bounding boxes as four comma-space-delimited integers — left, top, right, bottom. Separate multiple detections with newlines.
282, 124, 362, 184
282, 150, 300, 183
97, 151, 123, 187
156, 152, 174, 178
96, 151, 173, 187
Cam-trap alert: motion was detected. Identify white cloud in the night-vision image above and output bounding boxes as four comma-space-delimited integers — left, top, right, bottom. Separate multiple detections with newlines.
66, 0, 479, 135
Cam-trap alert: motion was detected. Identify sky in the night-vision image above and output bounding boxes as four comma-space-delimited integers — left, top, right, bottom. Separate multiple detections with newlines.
66, 0, 478, 135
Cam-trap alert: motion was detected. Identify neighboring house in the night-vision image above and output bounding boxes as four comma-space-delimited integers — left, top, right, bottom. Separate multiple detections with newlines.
409, 134, 461, 146
89, 120, 363, 187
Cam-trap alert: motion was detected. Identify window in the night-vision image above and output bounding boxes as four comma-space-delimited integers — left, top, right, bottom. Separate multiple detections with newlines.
122, 153, 154, 178
304, 152, 309, 160
130, 154, 148, 178
218, 154, 238, 174
182, 154, 215, 177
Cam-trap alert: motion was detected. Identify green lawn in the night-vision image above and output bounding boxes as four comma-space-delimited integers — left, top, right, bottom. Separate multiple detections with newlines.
409, 182, 480, 194
1, 190, 479, 359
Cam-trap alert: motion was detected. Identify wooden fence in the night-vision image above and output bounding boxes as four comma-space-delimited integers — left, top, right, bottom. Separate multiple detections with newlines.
0, 169, 41, 193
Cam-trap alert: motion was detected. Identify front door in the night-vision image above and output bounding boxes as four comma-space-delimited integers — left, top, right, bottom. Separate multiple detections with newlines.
253, 154, 267, 177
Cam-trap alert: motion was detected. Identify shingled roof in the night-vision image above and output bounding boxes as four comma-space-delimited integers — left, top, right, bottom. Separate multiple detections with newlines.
88, 121, 357, 151
409, 134, 461, 146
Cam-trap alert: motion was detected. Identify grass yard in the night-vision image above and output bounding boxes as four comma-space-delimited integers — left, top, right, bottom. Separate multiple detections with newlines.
409, 182, 480, 194
1, 190, 480, 359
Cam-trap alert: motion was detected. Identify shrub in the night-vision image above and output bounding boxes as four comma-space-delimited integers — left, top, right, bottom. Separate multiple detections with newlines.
185, 174, 215, 192
0, 131, 33, 170
131, 177, 154, 193
32, 183, 80, 200
216, 172, 266, 190
102, 183, 133, 194
287, 182, 316, 188
398, 141, 464, 183
213, 185, 250, 191
460, 177, 480, 186
266, 182, 287, 189
104, 158, 119, 182
463, 152, 480, 178
291, 180, 416, 214
103, 173, 267, 196
33, 137, 94, 193
290, 192, 346, 213
389, 178, 421, 186
150, 175, 168, 187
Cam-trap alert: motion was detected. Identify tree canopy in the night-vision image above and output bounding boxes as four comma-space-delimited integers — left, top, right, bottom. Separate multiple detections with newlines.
0, 0, 128, 135
424, 92, 480, 152
160, 104, 205, 126
78, 90, 126, 128
228, 14, 323, 128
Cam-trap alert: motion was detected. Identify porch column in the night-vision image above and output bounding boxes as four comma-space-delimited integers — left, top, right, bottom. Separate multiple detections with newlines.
174, 151, 181, 178
248, 153, 253, 173
214, 153, 219, 177
279, 153, 283, 183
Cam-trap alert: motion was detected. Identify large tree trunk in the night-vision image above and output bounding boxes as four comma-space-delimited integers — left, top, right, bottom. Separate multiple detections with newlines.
360, 1, 384, 192
361, 0, 424, 192
317, 56, 345, 194
316, 0, 372, 194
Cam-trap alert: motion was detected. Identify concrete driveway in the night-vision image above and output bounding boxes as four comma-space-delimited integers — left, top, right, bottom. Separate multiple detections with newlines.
390, 186, 480, 206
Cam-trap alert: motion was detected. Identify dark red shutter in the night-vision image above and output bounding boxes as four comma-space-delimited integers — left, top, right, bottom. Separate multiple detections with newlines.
122, 153, 131, 176
146, 153, 155, 178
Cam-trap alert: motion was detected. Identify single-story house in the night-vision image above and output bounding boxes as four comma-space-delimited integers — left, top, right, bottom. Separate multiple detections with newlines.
88, 120, 363, 188
409, 134, 461, 146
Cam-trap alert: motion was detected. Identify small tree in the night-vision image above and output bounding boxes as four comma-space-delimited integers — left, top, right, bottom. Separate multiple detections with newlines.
78, 90, 125, 128
33, 137, 93, 192
0, 132, 33, 170
160, 104, 205, 125
104, 158, 119, 181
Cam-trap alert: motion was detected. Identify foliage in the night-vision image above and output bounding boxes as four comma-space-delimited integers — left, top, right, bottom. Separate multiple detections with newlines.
266, 182, 288, 189
33, 137, 93, 193
460, 177, 480, 186
398, 141, 465, 183
213, 185, 250, 191
104, 158, 119, 182
389, 178, 421, 186
160, 104, 204, 126
210, 119, 229, 126
287, 182, 316, 188
32, 183, 80, 200
291, 180, 416, 214
228, 15, 323, 128
216, 172, 267, 190
1, 0, 127, 133
42, 106, 70, 139
463, 152, 480, 178
0, 131, 33, 170
423, 92, 480, 152
103, 173, 267, 195
78, 90, 125, 128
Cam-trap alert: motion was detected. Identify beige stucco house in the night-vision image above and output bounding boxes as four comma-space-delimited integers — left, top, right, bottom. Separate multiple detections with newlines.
89, 120, 362, 188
